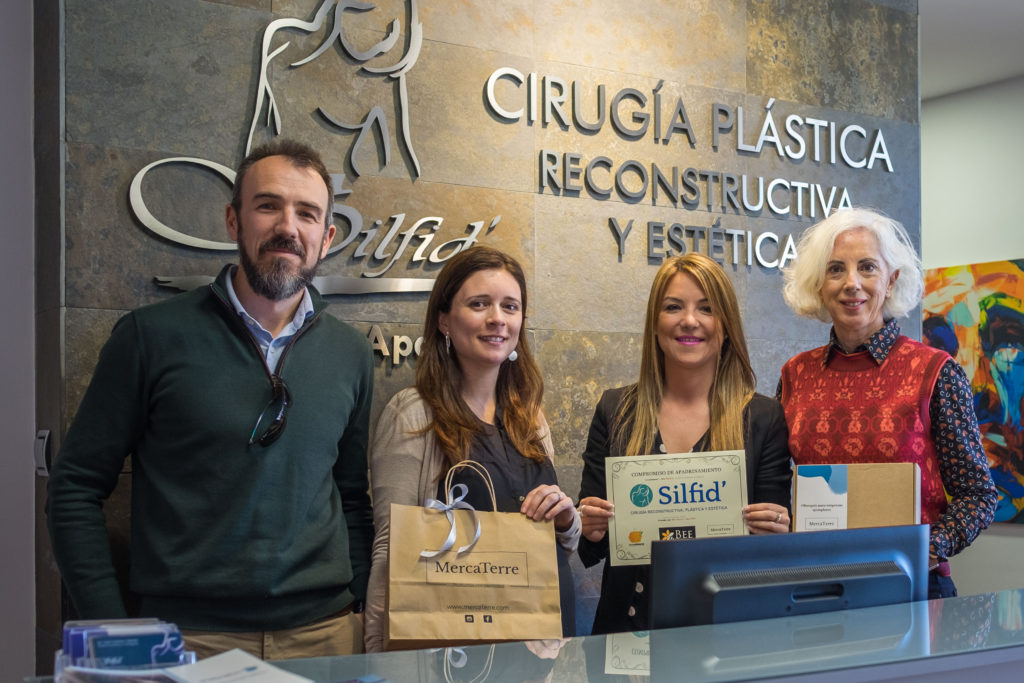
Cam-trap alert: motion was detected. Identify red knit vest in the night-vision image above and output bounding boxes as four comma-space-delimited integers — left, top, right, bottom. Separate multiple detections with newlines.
780, 336, 950, 524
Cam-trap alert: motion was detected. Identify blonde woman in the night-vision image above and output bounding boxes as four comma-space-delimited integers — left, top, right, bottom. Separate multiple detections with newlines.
578, 253, 791, 635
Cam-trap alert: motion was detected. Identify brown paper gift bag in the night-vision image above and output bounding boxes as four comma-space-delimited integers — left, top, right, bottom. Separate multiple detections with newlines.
387, 461, 563, 650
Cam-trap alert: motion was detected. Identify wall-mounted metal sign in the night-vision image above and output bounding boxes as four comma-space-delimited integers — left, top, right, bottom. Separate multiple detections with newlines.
129, 0, 470, 295
128, 0, 905, 290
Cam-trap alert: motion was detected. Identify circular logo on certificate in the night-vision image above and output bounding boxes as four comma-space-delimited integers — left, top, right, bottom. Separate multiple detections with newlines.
629, 484, 653, 508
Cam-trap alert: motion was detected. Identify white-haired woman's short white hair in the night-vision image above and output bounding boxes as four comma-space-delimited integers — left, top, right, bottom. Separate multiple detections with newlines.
782, 208, 923, 323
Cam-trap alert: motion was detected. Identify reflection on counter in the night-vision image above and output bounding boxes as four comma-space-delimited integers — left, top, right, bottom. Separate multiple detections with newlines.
269, 589, 1024, 682
996, 590, 1023, 640
604, 631, 649, 677
651, 600, 928, 681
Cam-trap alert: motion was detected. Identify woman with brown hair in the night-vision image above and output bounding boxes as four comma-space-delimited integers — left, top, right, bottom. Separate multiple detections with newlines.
364, 246, 580, 651
578, 253, 792, 635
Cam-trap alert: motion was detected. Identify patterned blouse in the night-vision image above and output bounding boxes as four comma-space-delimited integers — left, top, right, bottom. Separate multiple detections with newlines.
777, 318, 998, 558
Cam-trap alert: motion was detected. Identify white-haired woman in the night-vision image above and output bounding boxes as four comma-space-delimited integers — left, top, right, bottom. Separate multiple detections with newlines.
778, 208, 997, 598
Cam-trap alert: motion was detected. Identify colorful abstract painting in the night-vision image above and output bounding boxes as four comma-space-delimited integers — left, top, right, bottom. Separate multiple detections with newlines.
923, 260, 1024, 523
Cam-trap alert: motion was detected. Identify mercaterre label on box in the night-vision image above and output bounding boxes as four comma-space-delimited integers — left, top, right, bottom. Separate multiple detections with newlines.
793, 463, 920, 531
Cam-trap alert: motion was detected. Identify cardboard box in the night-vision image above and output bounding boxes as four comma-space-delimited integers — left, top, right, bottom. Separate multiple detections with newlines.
792, 463, 920, 531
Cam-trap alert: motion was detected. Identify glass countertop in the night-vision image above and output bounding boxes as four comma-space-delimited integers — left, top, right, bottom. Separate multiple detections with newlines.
28, 590, 1024, 682
272, 588, 1024, 682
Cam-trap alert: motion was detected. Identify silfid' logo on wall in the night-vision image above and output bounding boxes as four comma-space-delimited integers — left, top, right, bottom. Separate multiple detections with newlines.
128, 0, 500, 295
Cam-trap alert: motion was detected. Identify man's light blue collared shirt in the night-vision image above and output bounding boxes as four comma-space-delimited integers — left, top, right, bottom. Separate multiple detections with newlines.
224, 266, 314, 373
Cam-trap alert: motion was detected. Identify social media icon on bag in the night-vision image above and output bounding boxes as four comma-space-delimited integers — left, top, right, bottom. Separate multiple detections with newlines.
465, 615, 474, 622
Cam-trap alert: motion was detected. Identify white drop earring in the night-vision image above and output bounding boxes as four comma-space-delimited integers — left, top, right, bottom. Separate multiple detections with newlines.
508, 349, 518, 362
445, 334, 451, 354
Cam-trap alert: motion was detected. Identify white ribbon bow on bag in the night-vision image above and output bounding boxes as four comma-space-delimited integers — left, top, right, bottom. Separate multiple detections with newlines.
420, 483, 482, 558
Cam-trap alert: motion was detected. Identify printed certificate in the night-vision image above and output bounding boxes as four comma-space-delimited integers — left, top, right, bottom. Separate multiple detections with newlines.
606, 450, 747, 566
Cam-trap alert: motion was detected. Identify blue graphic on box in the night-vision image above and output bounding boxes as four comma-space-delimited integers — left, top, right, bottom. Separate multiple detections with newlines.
799, 465, 848, 494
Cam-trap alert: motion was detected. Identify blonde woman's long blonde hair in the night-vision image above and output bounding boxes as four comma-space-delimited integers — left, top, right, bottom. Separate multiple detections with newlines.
615, 253, 756, 456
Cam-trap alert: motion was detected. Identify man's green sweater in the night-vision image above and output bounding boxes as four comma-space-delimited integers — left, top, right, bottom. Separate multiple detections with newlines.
47, 266, 374, 631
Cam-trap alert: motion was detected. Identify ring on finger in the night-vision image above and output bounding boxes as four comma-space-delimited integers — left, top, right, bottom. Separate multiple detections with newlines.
775, 512, 782, 524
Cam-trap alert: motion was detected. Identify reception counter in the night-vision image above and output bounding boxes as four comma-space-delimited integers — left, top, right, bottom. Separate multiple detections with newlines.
272, 589, 1024, 682
32, 589, 1024, 682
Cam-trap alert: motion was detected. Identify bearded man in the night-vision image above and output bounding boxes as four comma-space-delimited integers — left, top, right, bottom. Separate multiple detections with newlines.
47, 139, 374, 659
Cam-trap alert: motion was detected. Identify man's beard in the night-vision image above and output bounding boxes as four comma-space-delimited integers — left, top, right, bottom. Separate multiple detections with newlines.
238, 230, 325, 301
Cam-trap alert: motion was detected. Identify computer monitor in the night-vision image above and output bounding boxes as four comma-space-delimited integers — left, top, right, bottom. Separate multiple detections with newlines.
649, 525, 929, 629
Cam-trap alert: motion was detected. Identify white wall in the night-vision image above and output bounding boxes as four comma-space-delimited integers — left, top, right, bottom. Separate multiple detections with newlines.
948, 524, 1024, 596
0, 0, 36, 678
921, 76, 1024, 595
921, 76, 1024, 269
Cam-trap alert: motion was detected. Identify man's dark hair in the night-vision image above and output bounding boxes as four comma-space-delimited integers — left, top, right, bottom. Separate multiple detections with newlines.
231, 139, 334, 228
